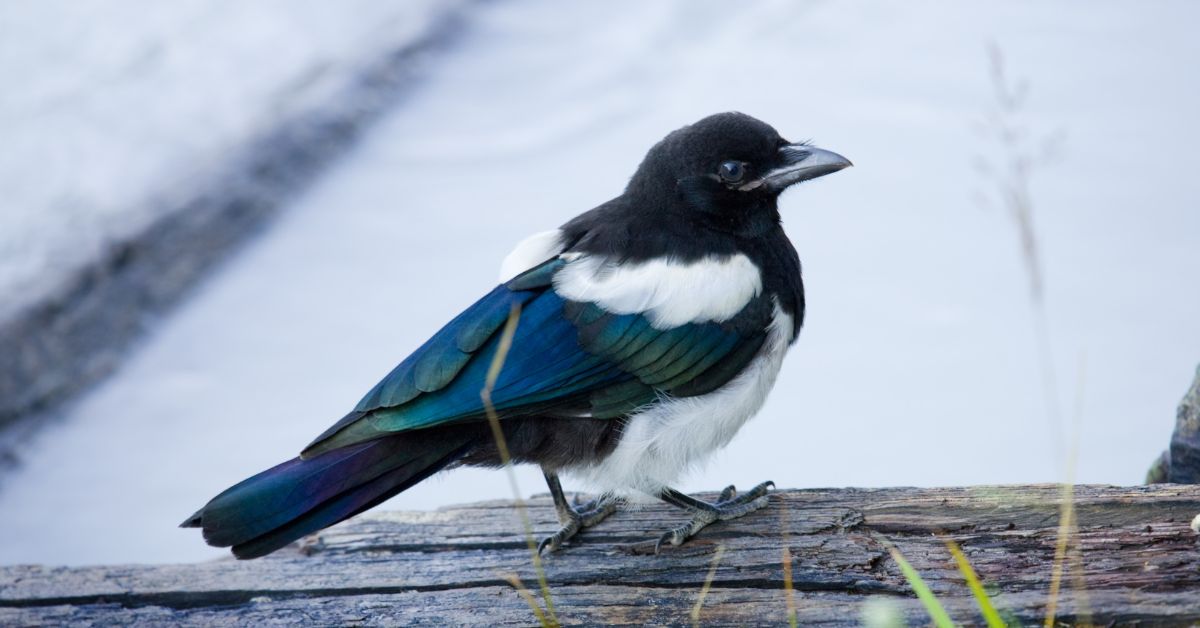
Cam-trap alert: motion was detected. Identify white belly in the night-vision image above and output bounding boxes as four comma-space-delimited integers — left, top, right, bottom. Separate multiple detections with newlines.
566, 302, 794, 498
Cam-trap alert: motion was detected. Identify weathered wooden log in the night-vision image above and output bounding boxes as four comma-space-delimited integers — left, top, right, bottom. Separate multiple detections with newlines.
2, 484, 1198, 626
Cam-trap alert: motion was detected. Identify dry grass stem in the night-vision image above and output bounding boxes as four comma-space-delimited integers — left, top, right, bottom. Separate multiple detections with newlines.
780, 507, 798, 628
482, 303, 558, 627
975, 42, 1069, 462
690, 544, 727, 628
500, 572, 551, 627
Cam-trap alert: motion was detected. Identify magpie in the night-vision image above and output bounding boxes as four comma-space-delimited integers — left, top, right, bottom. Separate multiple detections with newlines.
182, 112, 851, 558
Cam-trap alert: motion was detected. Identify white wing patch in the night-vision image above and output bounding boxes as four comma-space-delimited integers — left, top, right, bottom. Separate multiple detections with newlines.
566, 302, 794, 497
498, 230, 566, 282
552, 253, 763, 329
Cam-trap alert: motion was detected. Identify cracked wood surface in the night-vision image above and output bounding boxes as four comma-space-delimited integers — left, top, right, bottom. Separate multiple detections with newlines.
2, 484, 1198, 626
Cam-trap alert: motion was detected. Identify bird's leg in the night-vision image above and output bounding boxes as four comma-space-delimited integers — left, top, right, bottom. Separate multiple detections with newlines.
571, 491, 612, 515
653, 481, 774, 553
538, 469, 621, 554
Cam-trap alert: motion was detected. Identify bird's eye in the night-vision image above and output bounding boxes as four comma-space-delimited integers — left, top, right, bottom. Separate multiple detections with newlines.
718, 161, 745, 183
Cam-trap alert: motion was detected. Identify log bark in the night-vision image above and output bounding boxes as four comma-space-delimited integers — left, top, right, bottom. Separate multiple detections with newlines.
2, 484, 1198, 626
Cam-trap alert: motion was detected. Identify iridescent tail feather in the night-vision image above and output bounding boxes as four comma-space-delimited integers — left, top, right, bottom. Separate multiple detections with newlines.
182, 431, 473, 559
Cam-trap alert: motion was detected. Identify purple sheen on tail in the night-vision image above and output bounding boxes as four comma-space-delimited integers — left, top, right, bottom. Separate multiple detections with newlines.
231, 441, 471, 559
186, 430, 474, 558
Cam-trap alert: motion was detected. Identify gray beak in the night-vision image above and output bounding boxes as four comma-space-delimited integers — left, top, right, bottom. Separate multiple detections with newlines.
741, 144, 852, 192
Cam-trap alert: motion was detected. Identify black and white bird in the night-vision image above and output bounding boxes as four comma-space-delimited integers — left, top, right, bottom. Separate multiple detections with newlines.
182, 112, 851, 558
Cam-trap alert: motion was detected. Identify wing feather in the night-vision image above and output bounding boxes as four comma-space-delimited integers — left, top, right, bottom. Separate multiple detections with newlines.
303, 257, 772, 458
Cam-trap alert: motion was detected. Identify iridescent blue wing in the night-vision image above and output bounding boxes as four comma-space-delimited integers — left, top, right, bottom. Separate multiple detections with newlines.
302, 259, 768, 457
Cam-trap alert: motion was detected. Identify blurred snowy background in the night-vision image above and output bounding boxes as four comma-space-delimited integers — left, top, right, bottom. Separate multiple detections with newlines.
1, 0, 1197, 565
0, 0, 452, 322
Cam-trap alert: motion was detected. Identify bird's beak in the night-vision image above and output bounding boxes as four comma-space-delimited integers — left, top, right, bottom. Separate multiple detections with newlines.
741, 144, 853, 192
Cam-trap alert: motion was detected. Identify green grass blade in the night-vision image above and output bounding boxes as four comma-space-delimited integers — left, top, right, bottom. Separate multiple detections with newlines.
885, 542, 955, 628
946, 540, 1005, 628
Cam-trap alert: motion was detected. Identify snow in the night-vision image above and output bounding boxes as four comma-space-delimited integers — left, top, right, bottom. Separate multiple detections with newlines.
0, 0, 451, 322
1, 0, 1198, 566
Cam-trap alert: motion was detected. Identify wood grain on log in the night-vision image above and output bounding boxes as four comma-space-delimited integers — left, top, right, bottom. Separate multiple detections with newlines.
2, 484, 1198, 626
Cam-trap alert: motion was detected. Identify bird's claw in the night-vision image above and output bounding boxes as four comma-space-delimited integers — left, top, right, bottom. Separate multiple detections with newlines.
652, 480, 775, 553
538, 495, 620, 555
538, 525, 574, 555
654, 530, 679, 555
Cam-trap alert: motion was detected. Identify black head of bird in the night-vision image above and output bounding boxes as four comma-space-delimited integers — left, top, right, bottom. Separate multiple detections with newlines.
183, 112, 851, 559
627, 112, 851, 237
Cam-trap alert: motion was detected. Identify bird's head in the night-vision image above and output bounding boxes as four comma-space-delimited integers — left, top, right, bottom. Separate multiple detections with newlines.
627, 112, 851, 233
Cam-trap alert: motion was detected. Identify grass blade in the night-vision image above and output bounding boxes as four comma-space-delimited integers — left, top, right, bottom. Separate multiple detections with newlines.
945, 540, 1005, 628
883, 540, 954, 628
500, 572, 550, 627
482, 303, 558, 627
690, 544, 726, 627
1043, 482, 1073, 628
782, 545, 797, 628
780, 506, 797, 628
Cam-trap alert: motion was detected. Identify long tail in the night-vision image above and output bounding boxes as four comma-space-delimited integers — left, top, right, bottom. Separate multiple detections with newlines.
182, 430, 474, 559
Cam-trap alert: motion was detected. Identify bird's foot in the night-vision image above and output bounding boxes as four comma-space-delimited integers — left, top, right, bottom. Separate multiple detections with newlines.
654, 481, 774, 553
538, 494, 621, 555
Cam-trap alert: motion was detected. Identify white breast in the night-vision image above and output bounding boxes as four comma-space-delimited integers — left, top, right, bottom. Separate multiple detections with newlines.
500, 231, 786, 497
566, 301, 794, 498
552, 252, 763, 329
